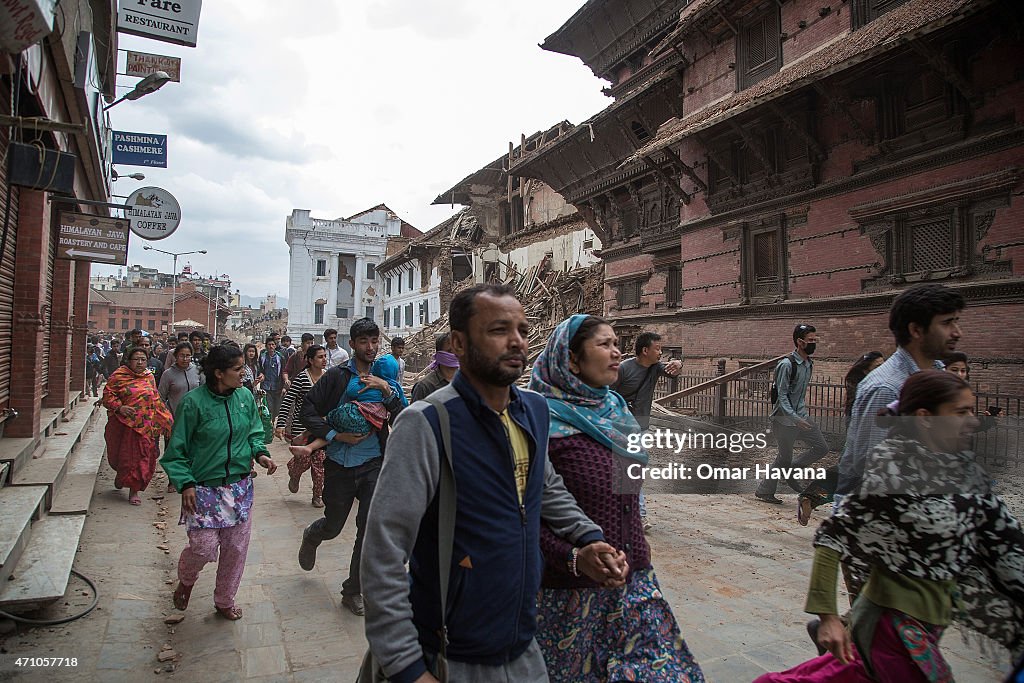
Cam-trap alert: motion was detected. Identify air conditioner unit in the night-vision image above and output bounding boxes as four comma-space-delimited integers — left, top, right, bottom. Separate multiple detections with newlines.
8, 141, 76, 194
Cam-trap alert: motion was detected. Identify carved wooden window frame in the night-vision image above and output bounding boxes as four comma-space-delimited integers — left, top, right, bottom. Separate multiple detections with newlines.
741, 216, 788, 303
616, 279, 643, 310
737, 4, 782, 91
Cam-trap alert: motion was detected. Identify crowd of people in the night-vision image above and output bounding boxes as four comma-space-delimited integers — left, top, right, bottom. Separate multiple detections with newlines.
81, 281, 1022, 682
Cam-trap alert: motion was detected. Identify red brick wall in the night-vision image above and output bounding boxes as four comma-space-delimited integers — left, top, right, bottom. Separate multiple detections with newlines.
8, 190, 51, 438
71, 261, 90, 396
615, 300, 1024, 394
44, 257, 73, 408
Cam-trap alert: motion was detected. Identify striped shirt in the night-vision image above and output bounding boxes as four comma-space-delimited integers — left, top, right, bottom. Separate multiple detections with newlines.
276, 369, 315, 436
835, 346, 944, 495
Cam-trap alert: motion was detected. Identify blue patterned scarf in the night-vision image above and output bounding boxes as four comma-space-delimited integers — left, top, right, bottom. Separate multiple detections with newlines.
528, 315, 647, 463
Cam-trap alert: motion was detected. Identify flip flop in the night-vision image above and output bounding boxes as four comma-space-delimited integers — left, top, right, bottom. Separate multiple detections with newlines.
215, 605, 243, 620
173, 582, 193, 611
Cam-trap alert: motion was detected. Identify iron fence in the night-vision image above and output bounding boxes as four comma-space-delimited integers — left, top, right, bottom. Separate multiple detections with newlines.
654, 371, 1022, 467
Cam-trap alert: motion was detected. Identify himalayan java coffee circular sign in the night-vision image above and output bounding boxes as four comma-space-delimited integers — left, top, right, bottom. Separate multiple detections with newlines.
124, 186, 181, 240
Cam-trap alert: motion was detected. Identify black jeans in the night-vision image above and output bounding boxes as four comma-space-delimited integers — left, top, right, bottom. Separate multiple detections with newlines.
304, 456, 381, 597
756, 418, 830, 496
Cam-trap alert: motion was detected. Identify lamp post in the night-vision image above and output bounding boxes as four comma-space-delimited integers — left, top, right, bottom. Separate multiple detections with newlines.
104, 71, 172, 111
143, 245, 206, 332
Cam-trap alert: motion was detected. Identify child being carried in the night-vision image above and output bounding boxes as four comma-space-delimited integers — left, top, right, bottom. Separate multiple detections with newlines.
289, 354, 408, 458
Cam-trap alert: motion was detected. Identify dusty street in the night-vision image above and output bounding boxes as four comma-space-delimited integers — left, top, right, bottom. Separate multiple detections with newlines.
0, 422, 1015, 682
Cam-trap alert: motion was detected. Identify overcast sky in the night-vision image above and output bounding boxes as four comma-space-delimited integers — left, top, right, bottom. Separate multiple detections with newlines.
95, 0, 610, 300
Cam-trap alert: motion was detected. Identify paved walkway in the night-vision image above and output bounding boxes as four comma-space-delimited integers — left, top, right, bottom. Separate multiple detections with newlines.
0, 435, 1012, 681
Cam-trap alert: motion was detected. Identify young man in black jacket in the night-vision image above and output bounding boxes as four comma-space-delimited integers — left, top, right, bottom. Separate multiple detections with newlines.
297, 318, 404, 616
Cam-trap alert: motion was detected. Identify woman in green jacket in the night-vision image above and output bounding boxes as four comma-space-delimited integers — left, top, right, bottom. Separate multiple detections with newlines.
161, 344, 277, 621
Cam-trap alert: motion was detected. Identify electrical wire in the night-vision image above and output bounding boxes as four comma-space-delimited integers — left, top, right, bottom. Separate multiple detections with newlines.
0, 570, 99, 626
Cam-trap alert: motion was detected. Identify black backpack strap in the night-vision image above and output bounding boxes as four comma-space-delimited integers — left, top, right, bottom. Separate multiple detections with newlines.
421, 396, 456, 679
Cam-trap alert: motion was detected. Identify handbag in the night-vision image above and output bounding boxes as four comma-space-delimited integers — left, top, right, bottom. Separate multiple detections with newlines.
356, 396, 456, 683
257, 395, 274, 444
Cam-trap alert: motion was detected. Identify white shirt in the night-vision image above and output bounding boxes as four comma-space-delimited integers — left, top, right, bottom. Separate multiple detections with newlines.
325, 344, 350, 368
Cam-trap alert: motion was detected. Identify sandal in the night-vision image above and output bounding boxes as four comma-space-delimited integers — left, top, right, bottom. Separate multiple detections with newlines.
215, 605, 243, 620
129, 495, 142, 506
173, 582, 193, 611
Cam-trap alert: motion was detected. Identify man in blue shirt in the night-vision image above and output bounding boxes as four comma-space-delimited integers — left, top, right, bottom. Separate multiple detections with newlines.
258, 337, 285, 421
835, 284, 964, 498
297, 318, 404, 616
756, 323, 830, 504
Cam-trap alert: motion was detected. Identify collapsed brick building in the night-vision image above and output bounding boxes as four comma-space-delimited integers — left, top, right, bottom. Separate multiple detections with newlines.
510, 0, 1024, 391
382, 126, 606, 364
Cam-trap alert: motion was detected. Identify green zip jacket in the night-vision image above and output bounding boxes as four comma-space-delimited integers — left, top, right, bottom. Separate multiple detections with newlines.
160, 385, 269, 491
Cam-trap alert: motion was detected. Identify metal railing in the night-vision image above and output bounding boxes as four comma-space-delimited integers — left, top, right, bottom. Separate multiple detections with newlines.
654, 365, 1022, 467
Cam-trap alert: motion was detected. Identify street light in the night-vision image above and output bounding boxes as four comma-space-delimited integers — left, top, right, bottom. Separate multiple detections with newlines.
112, 169, 145, 181
143, 245, 207, 332
103, 71, 172, 110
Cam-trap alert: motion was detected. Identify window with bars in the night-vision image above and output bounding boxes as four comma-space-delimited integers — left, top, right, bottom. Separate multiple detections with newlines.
616, 280, 642, 309
384, 309, 390, 328
419, 301, 427, 325
743, 223, 786, 300
315, 260, 327, 277
314, 303, 324, 325
385, 277, 391, 296
366, 263, 376, 280
665, 267, 682, 307
405, 303, 413, 327
890, 209, 960, 275
737, 6, 781, 90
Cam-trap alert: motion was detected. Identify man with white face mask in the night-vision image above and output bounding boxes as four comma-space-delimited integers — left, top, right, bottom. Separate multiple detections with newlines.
755, 323, 830, 504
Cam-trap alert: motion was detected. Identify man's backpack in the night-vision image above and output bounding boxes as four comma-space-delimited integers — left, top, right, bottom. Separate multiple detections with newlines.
769, 356, 793, 406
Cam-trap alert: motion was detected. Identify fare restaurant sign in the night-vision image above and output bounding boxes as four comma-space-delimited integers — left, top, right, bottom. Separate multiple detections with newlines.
118, 0, 203, 48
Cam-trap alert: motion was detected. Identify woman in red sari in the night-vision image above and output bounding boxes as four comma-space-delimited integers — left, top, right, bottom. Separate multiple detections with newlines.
102, 346, 174, 505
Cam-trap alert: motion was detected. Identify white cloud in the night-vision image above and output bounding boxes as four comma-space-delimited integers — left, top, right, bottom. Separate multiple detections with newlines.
97, 0, 611, 300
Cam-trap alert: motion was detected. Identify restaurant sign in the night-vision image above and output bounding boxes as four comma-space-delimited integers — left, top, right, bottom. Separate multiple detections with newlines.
118, 0, 203, 48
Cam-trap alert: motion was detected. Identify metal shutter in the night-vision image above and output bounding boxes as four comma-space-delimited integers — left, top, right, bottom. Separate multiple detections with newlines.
0, 98, 17, 410
40, 224, 54, 396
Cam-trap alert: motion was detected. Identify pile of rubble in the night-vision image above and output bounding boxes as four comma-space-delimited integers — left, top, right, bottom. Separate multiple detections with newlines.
398, 262, 604, 387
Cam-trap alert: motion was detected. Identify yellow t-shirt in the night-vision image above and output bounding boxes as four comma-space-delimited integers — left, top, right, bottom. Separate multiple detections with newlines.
499, 409, 530, 503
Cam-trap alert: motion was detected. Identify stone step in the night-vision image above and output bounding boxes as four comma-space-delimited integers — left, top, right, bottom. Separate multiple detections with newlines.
0, 485, 48, 584
0, 461, 8, 487
50, 420, 107, 515
10, 401, 100, 509
0, 437, 36, 484
0, 515, 86, 610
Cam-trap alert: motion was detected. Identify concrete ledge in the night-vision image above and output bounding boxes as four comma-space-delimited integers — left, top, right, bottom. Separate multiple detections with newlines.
50, 419, 107, 515
0, 515, 86, 610
10, 401, 100, 509
0, 485, 47, 584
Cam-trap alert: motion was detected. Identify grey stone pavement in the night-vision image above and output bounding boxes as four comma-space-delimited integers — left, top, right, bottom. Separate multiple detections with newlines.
0, 434, 1013, 682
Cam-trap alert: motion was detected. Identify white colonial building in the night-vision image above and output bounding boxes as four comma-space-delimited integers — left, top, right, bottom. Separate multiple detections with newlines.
285, 206, 421, 347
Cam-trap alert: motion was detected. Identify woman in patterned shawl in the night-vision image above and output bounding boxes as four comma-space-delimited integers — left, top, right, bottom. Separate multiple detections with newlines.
101, 346, 174, 505
756, 370, 1024, 683
528, 315, 705, 683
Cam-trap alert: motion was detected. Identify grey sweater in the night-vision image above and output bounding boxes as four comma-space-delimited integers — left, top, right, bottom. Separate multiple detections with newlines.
361, 383, 604, 681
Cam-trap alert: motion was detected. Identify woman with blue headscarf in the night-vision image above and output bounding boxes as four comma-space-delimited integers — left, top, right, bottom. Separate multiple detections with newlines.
528, 314, 704, 683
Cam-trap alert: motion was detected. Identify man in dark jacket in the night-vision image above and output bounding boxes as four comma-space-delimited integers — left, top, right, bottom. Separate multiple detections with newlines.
363, 284, 627, 683
297, 317, 404, 616
410, 332, 459, 402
